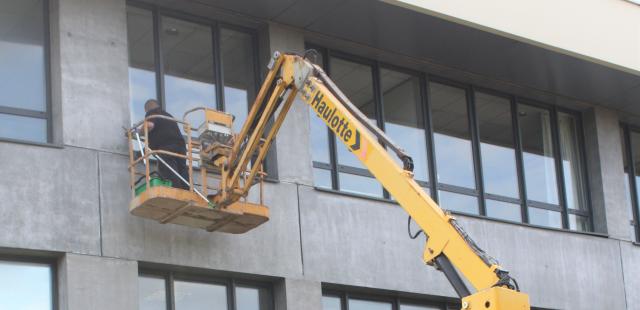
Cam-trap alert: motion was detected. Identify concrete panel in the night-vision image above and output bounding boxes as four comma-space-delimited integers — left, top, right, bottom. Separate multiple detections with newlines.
0, 143, 100, 254
299, 186, 627, 309
269, 23, 314, 186
298, 186, 457, 298
99, 152, 303, 278
583, 107, 630, 240
59, 253, 138, 310
453, 217, 626, 310
274, 278, 323, 310
58, 0, 130, 153
620, 242, 640, 310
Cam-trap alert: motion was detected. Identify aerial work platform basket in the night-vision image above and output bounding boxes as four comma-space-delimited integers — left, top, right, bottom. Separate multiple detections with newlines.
126, 107, 269, 234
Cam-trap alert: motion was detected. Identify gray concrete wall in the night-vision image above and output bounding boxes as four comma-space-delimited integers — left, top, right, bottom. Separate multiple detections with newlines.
58, 253, 138, 310
1, 0, 639, 310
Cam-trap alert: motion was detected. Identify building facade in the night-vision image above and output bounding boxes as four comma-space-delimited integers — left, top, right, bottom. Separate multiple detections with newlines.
1, 0, 640, 309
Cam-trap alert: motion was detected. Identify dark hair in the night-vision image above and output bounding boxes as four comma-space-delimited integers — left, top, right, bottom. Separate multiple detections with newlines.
144, 99, 160, 111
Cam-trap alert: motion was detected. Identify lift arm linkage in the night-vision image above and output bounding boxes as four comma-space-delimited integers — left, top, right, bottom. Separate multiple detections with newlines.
221, 52, 530, 310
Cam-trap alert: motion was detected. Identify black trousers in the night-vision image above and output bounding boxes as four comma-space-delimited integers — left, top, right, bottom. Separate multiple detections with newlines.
156, 144, 189, 190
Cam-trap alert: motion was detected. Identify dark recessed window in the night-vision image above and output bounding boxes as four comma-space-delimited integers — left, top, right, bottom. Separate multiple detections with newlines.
0, 0, 50, 143
139, 271, 273, 310
322, 290, 454, 310
307, 45, 592, 232
620, 125, 640, 242
0, 259, 54, 310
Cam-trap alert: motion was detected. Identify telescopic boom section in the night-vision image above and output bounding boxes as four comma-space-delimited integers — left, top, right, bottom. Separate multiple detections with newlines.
222, 52, 530, 310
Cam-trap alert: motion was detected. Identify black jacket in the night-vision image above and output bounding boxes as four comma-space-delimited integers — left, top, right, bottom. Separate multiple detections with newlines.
145, 108, 186, 153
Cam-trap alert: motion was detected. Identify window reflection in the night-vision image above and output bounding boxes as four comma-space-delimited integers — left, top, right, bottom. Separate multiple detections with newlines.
0, 114, 46, 142
220, 29, 255, 133
348, 299, 392, 310
430, 82, 475, 189
139, 275, 167, 310
127, 6, 156, 124
621, 129, 637, 241
161, 17, 216, 130
0, 260, 52, 310
518, 104, 559, 205
438, 190, 478, 215
568, 214, 590, 231
558, 113, 587, 211
322, 296, 342, 310
485, 199, 521, 222
0, 0, 46, 112
476, 92, 519, 199
400, 304, 441, 310
330, 57, 382, 197
313, 168, 332, 189
236, 286, 272, 310
528, 208, 562, 228
174, 280, 227, 310
380, 68, 428, 182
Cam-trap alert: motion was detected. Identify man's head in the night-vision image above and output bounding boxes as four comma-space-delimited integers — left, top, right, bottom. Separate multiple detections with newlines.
144, 99, 160, 113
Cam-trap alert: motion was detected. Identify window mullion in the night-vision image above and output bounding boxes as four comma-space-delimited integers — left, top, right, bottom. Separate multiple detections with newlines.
228, 279, 236, 310
213, 23, 225, 111
468, 86, 486, 216
325, 50, 340, 191
373, 61, 389, 199
550, 106, 570, 229
512, 98, 529, 223
423, 74, 439, 203
167, 272, 176, 310
152, 7, 165, 109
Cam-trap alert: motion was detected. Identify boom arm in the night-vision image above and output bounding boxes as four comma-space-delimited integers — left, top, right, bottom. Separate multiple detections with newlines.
216, 52, 530, 310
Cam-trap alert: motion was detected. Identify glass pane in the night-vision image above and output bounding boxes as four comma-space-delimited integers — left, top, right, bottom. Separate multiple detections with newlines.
236, 286, 272, 310
518, 104, 559, 205
0, 0, 46, 111
430, 82, 475, 189
308, 51, 330, 164
485, 199, 522, 222
127, 6, 157, 124
349, 299, 392, 310
476, 92, 519, 198
0, 260, 52, 310
400, 304, 440, 310
310, 108, 331, 163
558, 113, 587, 211
220, 28, 255, 133
380, 68, 428, 182
568, 214, 591, 232
313, 167, 332, 189
162, 17, 215, 130
0, 113, 46, 143
438, 190, 478, 215
339, 172, 383, 197
139, 275, 167, 310
528, 207, 562, 228
322, 296, 341, 310
330, 57, 376, 168
174, 280, 227, 310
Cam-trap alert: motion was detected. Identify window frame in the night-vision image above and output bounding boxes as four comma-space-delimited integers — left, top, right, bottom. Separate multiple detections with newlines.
0, 0, 53, 145
139, 268, 274, 310
0, 254, 58, 310
307, 45, 592, 231
620, 123, 640, 242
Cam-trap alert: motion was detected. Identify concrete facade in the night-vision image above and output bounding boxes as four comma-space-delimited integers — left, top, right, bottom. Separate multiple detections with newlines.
1, 0, 640, 309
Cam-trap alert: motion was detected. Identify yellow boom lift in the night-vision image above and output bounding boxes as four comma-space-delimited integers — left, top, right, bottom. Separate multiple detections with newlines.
126, 51, 530, 309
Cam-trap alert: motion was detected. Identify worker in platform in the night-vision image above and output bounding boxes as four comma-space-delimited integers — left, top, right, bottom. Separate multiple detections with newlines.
143, 99, 189, 190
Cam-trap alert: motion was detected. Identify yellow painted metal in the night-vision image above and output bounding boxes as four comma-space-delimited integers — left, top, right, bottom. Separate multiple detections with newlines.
460, 287, 530, 310
209, 52, 530, 309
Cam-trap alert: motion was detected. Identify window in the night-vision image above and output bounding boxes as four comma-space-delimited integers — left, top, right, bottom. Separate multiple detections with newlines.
308, 46, 591, 231
0, 0, 50, 143
126, 4, 272, 173
620, 125, 640, 242
0, 258, 55, 310
322, 291, 452, 310
139, 271, 273, 310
